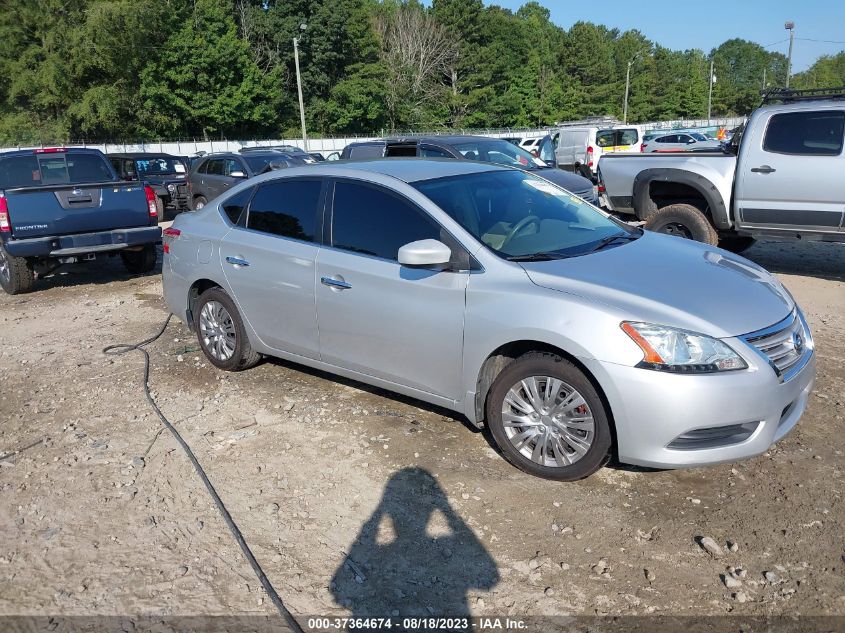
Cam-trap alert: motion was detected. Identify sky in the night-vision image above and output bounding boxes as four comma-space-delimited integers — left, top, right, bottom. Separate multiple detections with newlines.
485, 0, 845, 72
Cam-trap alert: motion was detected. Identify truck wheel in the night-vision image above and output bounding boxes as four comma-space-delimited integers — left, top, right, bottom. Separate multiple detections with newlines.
718, 235, 756, 254
121, 245, 157, 274
645, 203, 719, 246
0, 244, 35, 294
154, 196, 165, 222
193, 196, 208, 210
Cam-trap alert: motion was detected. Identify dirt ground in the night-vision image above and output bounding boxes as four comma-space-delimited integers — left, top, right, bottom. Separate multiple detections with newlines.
0, 239, 843, 626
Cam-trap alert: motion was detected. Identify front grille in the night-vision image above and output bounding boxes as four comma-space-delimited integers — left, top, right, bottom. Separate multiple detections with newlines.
743, 311, 808, 379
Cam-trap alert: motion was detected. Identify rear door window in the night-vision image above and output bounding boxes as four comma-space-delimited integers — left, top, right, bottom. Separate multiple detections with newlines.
221, 187, 254, 225
246, 179, 322, 242
763, 110, 845, 156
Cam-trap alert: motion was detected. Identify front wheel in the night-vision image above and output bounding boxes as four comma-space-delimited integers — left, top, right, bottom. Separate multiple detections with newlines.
0, 244, 35, 294
644, 203, 719, 246
486, 352, 612, 481
120, 245, 157, 274
193, 196, 208, 210
194, 287, 261, 371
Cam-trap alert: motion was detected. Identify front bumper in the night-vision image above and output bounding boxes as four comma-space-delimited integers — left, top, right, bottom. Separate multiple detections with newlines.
582, 347, 816, 469
4, 226, 161, 258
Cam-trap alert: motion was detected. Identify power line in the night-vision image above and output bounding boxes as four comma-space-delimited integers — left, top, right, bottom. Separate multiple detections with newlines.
796, 37, 845, 45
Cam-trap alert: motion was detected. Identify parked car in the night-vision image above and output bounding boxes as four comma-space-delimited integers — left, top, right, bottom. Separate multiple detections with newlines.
552, 125, 643, 176
641, 132, 721, 153
340, 135, 598, 205
108, 152, 190, 220
0, 147, 161, 294
519, 137, 543, 153
188, 151, 312, 208
162, 159, 815, 480
599, 87, 845, 250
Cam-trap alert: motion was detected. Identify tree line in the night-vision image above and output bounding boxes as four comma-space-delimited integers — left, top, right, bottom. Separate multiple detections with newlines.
1, 0, 842, 145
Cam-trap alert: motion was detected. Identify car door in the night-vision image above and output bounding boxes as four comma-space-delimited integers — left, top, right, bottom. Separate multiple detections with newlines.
201, 159, 227, 200
735, 108, 845, 233
315, 179, 469, 400
220, 178, 325, 359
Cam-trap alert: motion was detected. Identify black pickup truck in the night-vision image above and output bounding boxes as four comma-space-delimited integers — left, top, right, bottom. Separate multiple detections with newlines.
108, 152, 190, 219
0, 148, 161, 294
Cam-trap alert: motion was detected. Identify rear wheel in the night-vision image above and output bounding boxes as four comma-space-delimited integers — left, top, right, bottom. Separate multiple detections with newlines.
0, 244, 35, 294
486, 352, 612, 481
645, 203, 719, 246
120, 244, 157, 274
194, 287, 261, 371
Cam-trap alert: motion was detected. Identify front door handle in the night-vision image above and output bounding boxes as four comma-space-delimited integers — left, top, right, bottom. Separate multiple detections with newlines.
225, 256, 250, 267
321, 276, 352, 290
750, 165, 776, 174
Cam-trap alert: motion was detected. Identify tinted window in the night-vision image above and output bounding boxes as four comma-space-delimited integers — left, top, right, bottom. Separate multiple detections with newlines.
331, 181, 440, 260
348, 144, 385, 159
0, 156, 41, 188
764, 111, 845, 156
221, 187, 253, 224
618, 128, 639, 145
244, 154, 280, 173
205, 159, 225, 175
595, 130, 615, 147
246, 179, 321, 241
224, 159, 243, 176
419, 146, 452, 158
136, 156, 185, 175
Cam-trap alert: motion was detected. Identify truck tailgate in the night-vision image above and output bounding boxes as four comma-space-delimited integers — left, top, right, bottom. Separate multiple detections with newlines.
3, 183, 151, 239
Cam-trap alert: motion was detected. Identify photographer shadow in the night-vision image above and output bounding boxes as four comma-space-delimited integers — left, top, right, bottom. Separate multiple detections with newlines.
331, 467, 499, 624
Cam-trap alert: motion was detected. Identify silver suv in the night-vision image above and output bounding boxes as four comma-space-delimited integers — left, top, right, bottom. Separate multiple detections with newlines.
163, 159, 815, 480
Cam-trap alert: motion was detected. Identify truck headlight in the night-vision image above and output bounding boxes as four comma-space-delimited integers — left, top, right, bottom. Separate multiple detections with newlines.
621, 322, 747, 373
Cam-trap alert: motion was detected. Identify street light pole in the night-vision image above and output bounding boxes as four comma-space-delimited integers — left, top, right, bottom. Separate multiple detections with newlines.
785, 21, 795, 88
707, 58, 715, 124
623, 53, 640, 124
293, 23, 308, 151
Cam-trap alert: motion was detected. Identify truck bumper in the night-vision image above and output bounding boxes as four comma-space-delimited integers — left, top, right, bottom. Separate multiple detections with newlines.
4, 226, 161, 258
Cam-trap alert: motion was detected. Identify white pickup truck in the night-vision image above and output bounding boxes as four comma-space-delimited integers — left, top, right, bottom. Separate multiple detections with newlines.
598, 88, 845, 252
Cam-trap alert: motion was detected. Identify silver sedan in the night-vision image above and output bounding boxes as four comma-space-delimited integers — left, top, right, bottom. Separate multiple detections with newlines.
162, 159, 815, 480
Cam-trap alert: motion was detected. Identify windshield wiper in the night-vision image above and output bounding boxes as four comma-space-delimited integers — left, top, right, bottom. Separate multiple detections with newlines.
587, 232, 640, 253
506, 252, 573, 262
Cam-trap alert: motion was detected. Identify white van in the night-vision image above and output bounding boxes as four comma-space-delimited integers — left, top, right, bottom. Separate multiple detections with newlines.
553, 125, 643, 175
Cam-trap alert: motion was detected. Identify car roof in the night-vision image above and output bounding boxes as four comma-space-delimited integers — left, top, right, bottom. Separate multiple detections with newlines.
106, 152, 179, 158
0, 147, 105, 158
319, 158, 505, 183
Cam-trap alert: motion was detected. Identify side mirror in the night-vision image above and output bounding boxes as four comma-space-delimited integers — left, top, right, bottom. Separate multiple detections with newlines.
398, 239, 452, 267
230, 170, 247, 178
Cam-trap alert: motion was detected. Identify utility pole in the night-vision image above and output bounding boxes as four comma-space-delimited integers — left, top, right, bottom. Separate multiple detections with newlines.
293, 23, 308, 151
623, 53, 641, 124
707, 58, 715, 124
785, 21, 795, 88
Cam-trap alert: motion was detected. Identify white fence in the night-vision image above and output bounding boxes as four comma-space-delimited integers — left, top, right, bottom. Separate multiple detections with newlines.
0, 117, 745, 155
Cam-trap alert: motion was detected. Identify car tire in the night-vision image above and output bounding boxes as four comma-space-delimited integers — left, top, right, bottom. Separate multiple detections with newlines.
0, 243, 35, 295
194, 287, 261, 371
194, 196, 208, 210
718, 235, 756, 254
486, 352, 612, 481
645, 203, 719, 246
120, 245, 157, 274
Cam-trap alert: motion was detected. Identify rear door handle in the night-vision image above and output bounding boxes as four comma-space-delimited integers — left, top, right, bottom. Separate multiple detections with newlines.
225, 256, 250, 267
321, 276, 351, 290
750, 165, 776, 174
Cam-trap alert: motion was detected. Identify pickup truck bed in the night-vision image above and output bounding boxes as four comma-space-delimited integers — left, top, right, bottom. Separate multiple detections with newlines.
0, 148, 162, 294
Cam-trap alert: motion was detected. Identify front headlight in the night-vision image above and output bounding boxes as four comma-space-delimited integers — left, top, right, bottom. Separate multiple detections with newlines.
167, 183, 177, 193
621, 322, 747, 373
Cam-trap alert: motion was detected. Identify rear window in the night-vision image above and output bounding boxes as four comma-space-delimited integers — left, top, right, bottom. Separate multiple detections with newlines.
763, 111, 845, 156
0, 152, 114, 188
597, 129, 639, 147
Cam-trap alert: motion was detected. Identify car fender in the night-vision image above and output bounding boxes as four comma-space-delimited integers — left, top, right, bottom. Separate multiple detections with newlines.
632, 168, 732, 229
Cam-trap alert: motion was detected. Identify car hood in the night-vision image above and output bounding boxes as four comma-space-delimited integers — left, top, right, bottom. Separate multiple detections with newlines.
519, 232, 794, 338
531, 168, 594, 196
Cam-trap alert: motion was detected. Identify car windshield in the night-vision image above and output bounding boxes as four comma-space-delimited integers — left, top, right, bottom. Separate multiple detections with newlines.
136, 157, 185, 175
414, 169, 638, 259
451, 140, 546, 170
